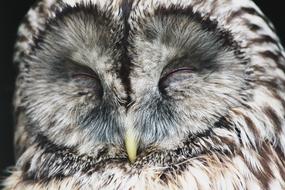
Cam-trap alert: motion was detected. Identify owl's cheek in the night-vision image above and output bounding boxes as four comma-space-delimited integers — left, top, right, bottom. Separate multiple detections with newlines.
155, 81, 234, 128
159, 80, 202, 100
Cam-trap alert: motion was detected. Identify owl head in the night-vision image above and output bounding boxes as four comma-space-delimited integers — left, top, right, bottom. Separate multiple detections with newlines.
13, 0, 285, 167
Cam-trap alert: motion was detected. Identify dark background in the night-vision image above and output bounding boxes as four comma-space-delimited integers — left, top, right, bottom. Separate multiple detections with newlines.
0, 0, 284, 177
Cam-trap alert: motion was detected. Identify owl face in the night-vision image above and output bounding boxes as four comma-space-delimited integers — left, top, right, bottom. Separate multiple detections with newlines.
19, 2, 248, 161
5, 0, 285, 189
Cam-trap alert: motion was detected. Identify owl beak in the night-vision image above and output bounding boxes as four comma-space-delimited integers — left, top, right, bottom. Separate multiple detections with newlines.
125, 127, 137, 163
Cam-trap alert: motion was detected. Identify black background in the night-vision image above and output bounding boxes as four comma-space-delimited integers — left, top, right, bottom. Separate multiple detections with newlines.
0, 0, 284, 177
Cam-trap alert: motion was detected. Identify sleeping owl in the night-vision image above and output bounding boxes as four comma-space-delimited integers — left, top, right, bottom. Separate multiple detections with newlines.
2, 0, 285, 189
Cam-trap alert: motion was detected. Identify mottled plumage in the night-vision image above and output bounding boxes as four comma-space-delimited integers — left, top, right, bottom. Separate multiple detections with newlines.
3, 0, 285, 189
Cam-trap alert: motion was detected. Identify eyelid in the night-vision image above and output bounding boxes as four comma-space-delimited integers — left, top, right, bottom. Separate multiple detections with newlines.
161, 67, 194, 80
72, 73, 99, 80
65, 60, 98, 80
72, 72, 104, 97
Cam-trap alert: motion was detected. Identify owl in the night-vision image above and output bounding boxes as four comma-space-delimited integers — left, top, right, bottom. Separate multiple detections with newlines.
2, 0, 285, 189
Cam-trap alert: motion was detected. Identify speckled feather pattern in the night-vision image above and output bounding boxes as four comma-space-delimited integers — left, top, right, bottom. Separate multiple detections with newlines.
3, 0, 285, 189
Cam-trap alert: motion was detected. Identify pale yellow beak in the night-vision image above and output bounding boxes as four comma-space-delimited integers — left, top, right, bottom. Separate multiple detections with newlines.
125, 127, 137, 163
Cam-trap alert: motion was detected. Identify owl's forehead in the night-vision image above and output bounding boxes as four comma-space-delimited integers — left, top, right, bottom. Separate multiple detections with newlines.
15, 0, 263, 64
35, 1, 233, 77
